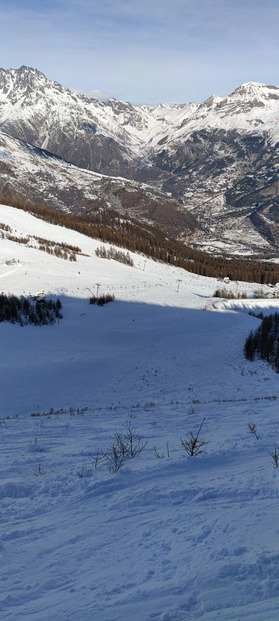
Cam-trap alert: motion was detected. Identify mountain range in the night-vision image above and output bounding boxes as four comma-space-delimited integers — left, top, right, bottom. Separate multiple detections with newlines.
1, 66, 279, 256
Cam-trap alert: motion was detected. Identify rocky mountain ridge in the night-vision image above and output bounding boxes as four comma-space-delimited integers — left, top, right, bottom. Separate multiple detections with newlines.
1, 66, 279, 256
0, 130, 196, 240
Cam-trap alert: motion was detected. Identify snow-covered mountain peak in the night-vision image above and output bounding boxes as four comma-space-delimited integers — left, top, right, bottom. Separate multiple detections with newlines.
1, 66, 279, 256
230, 81, 279, 101
214, 81, 279, 118
1, 66, 279, 154
167, 80, 279, 143
198, 93, 223, 110
0, 66, 58, 100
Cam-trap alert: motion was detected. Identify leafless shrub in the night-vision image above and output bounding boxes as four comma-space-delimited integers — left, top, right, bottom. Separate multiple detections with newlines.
248, 421, 259, 440
120, 422, 148, 458
268, 444, 279, 468
253, 288, 265, 298
181, 417, 208, 457
153, 446, 165, 459
106, 443, 127, 474
153, 442, 170, 459
89, 293, 115, 306
7, 234, 29, 244
89, 449, 106, 469
34, 464, 46, 476
213, 288, 247, 299
77, 466, 87, 478
90, 421, 147, 474
0, 222, 12, 232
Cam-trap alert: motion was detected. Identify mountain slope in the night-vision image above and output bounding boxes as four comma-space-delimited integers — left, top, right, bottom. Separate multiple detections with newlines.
0, 130, 196, 239
1, 67, 279, 254
1, 204, 279, 620
0, 66, 137, 177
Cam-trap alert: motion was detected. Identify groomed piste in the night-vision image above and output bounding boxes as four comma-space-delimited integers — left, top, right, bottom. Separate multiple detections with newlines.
1, 205, 279, 621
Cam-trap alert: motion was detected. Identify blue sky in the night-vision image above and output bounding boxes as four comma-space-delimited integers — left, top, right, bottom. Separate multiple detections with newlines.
1, 0, 279, 104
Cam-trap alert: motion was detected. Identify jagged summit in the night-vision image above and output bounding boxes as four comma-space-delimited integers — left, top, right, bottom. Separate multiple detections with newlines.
1, 65, 279, 256
1, 66, 279, 145
0, 65, 48, 90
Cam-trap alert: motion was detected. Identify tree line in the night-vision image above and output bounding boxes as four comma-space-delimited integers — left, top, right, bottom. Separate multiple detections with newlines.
244, 313, 279, 372
2, 196, 279, 284
0, 294, 62, 326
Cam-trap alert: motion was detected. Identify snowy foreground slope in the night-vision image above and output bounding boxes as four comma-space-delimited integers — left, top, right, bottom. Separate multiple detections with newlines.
1, 205, 279, 621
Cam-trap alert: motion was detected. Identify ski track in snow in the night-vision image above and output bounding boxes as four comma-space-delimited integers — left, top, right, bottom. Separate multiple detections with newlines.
1, 205, 279, 620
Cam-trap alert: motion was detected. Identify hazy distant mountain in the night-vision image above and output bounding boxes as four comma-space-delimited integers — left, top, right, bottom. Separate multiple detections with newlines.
1, 66, 279, 255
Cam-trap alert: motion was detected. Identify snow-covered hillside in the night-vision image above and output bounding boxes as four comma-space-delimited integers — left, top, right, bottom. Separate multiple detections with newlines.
2, 67, 279, 255
1, 205, 279, 620
1, 68, 279, 152
0, 130, 194, 240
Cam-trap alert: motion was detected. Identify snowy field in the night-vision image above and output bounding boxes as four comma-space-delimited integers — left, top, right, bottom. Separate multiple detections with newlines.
1, 205, 279, 620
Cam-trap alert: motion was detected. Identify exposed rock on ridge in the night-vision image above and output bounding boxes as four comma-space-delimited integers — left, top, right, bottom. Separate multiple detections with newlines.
1, 67, 279, 255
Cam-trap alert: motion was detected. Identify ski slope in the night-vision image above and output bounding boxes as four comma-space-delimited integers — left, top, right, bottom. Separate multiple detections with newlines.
1, 205, 279, 621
